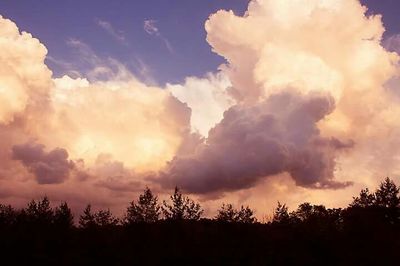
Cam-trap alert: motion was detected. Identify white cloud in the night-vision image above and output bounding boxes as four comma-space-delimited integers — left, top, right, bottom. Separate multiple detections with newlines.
167, 72, 233, 136
2, 1, 400, 218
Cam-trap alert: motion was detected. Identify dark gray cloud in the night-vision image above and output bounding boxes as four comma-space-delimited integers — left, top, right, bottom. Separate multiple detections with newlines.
12, 142, 74, 184
159, 91, 353, 194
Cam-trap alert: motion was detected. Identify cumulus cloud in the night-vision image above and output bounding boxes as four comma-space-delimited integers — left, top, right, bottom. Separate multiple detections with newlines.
51, 74, 192, 172
200, 0, 400, 194
205, 0, 394, 103
0, 15, 52, 125
160, 91, 353, 193
12, 143, 74, 184
0, 15, 192, 210
2, 0, 400, 218
168, 72, 234, 136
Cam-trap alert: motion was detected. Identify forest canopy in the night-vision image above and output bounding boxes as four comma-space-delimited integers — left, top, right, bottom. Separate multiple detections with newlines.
0, 178, 399, 265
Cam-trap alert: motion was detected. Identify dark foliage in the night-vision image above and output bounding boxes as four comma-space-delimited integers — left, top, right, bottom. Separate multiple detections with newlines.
79, 204, 119, 228
124, 187, 161, 224
54, 202, 74, 229
0, 179, 399, 265
162, 186, 203, 220
216, 203, 257, 223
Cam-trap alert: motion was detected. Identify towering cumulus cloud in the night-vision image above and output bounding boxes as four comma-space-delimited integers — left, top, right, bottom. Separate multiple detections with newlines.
161, 0, 400, 195
0, 16, 52, 125
205, 0, 395, 102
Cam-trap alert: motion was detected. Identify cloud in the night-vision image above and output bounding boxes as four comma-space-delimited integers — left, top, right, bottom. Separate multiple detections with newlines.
0, 15, 52, 125
2, 0, 400, 218
143, 19, 174, 53
167, 72, 234, 136
384, 34, 400, 54
63, 38, 156, 84
159, 91, 353, 194
206, 2, 396, 163
96, 19, 127, 45
89, 154, 143, 193
144, 19, 159, 36
0, 15, 193, 211
12, 142, 74, 184
51, 75, 192, 173
66, 38, 103, 69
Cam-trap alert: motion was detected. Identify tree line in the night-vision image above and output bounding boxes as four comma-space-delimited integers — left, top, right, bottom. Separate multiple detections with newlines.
0, 177, 399, 265
0, 186, 258, 228
2, 178, 400, 228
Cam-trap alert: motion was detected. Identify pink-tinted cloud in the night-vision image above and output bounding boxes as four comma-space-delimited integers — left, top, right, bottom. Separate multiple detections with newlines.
1, 0, 400, 220
159, 91, 353, 194
12, 142, 74, 184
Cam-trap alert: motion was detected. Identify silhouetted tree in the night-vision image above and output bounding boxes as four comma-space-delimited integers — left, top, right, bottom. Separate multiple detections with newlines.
236, 205, 257, 223
94, 209, 119, 227
79, 204, 119, 228
54, 202, 74, 228
216, 204, 256, 223
124, 187, 160, 224
350, 188, 376, 208
1, 179, 400, 265
272, 202, 290, 223
292, 202, 314, 222
350, 178, 400, 209
216, 204, 237, 222
0, 204, 17, 227
24, 196, 54, 225
79, 204, 96, 229
346, 178, 400, 225
162, 187, 203, 220
375, 177, 400, 208
185, 197, 204, 221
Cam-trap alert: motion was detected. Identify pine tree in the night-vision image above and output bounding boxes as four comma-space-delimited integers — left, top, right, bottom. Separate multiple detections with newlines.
216, 204, 256, 223
216, 204, 237, 222
375, 177, 400, 208
273, 202, 290, 223
94, 209, 119, 227
54, 202, 74, 228
237, 205, 256, 223
79, 204, 96, 229
162, 187, 203, 220
350, 188, 376, 208
24, 196, 54, 224
0, 204, 17, 226
125, 187, 161, 224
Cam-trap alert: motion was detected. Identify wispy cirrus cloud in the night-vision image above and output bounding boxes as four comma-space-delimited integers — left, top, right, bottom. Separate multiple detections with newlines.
96, 19, 127, 45
65, 38, 156, 83
144, 19, 160, 36
144, 19, 174, 53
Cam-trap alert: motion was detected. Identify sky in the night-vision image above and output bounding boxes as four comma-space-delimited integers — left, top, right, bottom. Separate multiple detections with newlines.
0, 0, 248, 85
0, 0, 400, 218
0, 0, 398, 85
